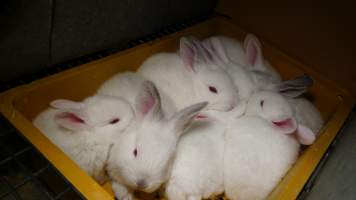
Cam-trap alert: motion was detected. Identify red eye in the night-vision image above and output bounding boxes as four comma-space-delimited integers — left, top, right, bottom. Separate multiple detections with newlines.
209, 86, 218, 94
133, 148, 138, 157
260, 100, 264, 107
109, 118, 120, 124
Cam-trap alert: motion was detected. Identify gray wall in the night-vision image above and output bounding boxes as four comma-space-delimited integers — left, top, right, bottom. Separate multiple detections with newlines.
0, 0, 217, 83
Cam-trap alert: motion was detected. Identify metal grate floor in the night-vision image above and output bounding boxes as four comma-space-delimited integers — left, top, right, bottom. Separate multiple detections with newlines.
0, 115, 84, 200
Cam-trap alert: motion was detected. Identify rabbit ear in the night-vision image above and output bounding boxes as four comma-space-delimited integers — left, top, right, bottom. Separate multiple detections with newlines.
51, 99, 90, 131
280, 75, 314, 89
135, 81, 162, 121
51, 99, 85, 110
278, 75, 314, 98
193, 111, 219, 122
202, 37, 230, 66
180, 36, 222, 72
272, 118, 298, 134
180, 36, 200, 72
244, 34, 264, 69
296, 124, 316, 145
279, 88, 308, 98
169, 102, 208, 137
54, 111, 89, 131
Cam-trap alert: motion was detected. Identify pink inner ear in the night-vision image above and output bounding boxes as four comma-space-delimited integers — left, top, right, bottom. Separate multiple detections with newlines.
272, 118, 296, 134
193, 114, 216, 123
57, 112, 85, 124
272, 118, 291, 127
246, 41, 258, 66
180, 43, 196, 72
195, 114, 208, 119
140, 91, 156, 116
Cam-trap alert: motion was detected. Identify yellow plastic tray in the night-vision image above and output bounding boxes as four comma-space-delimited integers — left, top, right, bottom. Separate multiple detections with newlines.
0, 17, 354, 200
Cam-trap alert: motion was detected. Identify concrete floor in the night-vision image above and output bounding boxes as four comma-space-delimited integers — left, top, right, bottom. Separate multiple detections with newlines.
304, 109, 356, 200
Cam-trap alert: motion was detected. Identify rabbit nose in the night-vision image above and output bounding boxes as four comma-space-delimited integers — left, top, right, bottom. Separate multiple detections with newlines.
136, 179, 147, 190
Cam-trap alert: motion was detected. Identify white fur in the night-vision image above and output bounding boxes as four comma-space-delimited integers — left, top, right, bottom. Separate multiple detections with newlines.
97, 72, 146, 106
205, 35, 281, 81
257, 74, 323, 139
164, 91, 301, 200
202, 36, 280, 100
220, 91, 301, 199
221, 60, 257, 100
137, 37, 239, 112
224, 116, 300, 200
176, 91, 300, 200
289, 97, 324, 136
33, 95, 134, 184
165, 101, 246, 200
98, 72, 209, 199
165, 121, 225, 200
97, 71, 176, 117
105, 81, 208, 200
245, 91, 296, 127
245, 90, 320, 145
271, 74, 324, 138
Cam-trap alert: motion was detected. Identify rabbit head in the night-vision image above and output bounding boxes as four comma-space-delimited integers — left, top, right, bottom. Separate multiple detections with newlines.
50, 95, 134, 135
107, 81, 207, 193
179, 36, 238, 111
245, 91, 316, 145
245, 91, 297, 134
203, 35, 261, 99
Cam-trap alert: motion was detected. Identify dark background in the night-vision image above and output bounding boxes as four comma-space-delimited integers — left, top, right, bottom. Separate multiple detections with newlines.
0, 0, 216, 83
0, 0, 355, 96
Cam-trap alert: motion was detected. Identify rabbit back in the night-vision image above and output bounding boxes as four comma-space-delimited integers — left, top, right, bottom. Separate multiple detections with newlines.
224, 116, 299, 200
33, 108, 111, 184
166, 121, 225, 200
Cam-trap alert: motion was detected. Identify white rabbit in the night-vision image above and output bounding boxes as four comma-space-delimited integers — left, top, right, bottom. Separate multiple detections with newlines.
97, 71, 176, 118
137, 36, 239, 112
288, 97, 324, 138
106, 80, 207, 200
224, 91, 308, 200
33, 95, 134, 184
205, 35, 323, 136
224, 116, 300, 200
165, 101, 247, 200
203, 34, 324, 139
273, 76, 324, 140
245, 90, 317, 145
97, 71, 146, 106
165, 120, 225, 200
202, 35, 281, 98
204, 34, 281, 82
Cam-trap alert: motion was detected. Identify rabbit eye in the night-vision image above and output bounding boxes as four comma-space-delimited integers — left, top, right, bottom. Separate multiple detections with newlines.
133, 148, 138, 157
208, 86, 218, 94
260, 100, 264, 107
109, 118, 120, 124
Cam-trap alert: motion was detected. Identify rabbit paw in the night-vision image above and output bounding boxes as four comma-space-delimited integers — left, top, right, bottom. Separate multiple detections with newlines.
112, 182, 134, 200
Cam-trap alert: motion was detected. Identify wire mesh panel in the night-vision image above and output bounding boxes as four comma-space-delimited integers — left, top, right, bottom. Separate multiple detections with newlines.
0, 115, 84, 200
